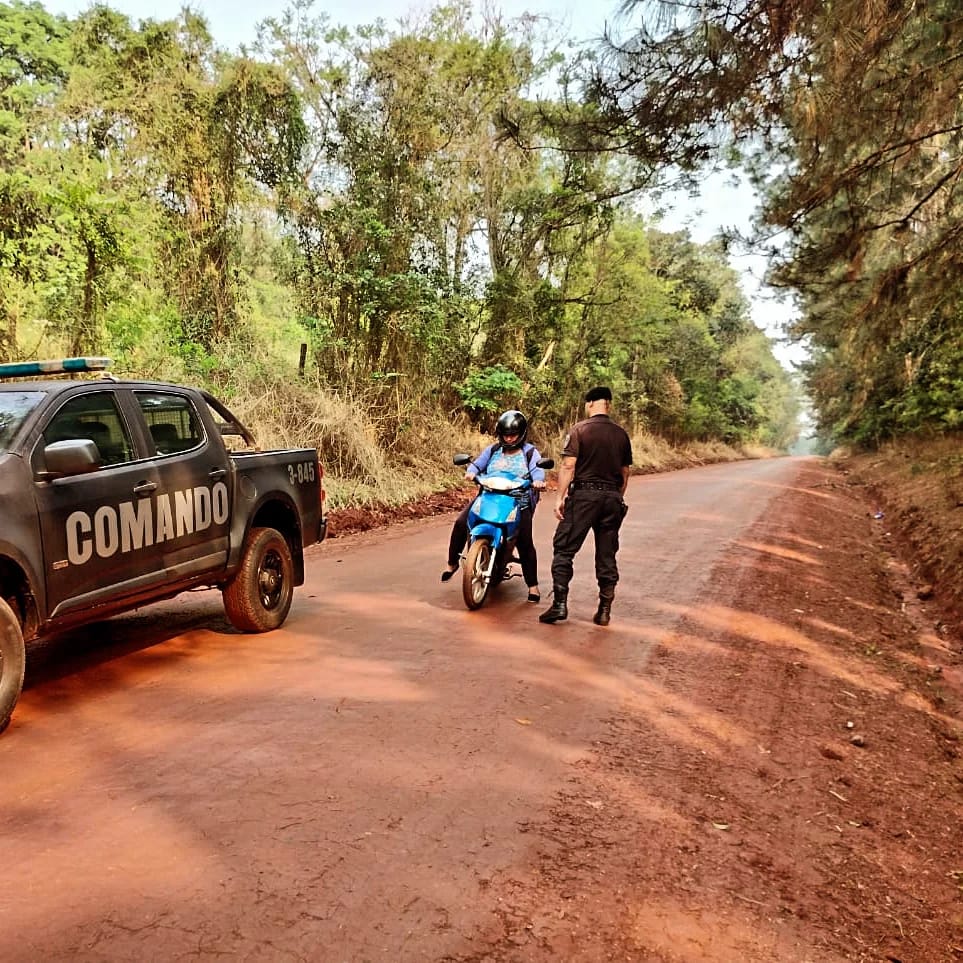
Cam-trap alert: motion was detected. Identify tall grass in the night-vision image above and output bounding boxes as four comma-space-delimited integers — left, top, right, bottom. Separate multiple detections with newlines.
211, 364, 491, 508
21, 330, 773, 508
176, 362, 778, 504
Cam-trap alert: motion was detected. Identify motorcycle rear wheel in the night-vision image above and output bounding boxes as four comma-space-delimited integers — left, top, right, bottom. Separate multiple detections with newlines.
463, 538, 492, 610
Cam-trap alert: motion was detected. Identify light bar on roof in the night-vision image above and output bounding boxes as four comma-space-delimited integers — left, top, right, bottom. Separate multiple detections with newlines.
0, 357, 112, 379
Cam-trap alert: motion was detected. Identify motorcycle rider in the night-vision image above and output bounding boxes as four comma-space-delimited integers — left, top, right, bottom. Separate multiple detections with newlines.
441, 410, 547, 602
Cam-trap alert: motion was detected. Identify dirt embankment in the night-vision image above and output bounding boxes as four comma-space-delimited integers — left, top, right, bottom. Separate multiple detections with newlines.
326, 488, 471, 537
840, 433, 963, 627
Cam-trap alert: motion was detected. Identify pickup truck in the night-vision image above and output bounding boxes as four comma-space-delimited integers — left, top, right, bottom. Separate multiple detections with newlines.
0, 358, 327, 733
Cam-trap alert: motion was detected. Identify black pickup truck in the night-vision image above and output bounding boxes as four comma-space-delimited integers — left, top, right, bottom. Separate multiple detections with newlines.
0, 359, 327, 733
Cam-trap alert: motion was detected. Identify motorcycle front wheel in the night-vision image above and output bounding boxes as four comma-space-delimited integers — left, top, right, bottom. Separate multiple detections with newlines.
463, 538, 492, 610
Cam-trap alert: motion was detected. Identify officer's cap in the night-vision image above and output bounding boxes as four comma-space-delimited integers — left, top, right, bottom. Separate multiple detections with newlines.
584, 386, 612, 403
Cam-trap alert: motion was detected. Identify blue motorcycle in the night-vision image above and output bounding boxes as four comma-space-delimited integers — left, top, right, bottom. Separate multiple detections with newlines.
453, 452, 554, 610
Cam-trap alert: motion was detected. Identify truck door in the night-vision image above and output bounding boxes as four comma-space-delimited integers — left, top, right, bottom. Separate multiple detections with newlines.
33, 389, 164, 618
134, 389, 231, 578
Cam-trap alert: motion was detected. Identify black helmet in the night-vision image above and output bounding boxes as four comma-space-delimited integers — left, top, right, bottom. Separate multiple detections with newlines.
495, 410, 528, 451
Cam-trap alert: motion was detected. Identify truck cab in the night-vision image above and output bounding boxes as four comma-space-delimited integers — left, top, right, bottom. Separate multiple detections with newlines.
0, 358, 326, 734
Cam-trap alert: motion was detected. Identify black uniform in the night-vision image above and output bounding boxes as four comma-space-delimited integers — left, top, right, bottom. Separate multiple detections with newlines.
550, 413, 633, 595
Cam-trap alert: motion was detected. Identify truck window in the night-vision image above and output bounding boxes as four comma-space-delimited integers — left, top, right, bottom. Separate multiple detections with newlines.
136, 391, 204, 455
41, 393, 134, 466
199, 390, 257, 450
0, 390, 46, 453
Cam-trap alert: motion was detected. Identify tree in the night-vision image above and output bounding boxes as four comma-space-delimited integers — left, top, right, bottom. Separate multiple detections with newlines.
0, 1, 71, 356
545, 213, 796, 444
585, 0, 963, 443
260, 2, 620, 424
63, 7, 306, 353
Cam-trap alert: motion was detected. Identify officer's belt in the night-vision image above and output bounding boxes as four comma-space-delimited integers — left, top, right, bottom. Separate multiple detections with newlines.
570, 480, 620, 491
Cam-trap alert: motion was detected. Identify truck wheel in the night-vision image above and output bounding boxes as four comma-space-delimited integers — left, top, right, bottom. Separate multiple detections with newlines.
222, 527, 294, 632
0, 597, 26, 735
462, 538, 492, 610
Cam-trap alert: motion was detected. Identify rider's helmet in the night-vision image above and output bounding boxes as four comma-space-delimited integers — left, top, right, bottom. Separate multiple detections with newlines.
495, 410, 528, 451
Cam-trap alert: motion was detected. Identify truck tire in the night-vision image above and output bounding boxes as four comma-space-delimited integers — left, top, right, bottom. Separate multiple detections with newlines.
222, 527, 295, 633
0, 597, 26, 735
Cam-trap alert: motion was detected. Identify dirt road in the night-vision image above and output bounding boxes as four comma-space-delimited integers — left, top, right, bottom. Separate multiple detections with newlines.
1, 458, 960, 961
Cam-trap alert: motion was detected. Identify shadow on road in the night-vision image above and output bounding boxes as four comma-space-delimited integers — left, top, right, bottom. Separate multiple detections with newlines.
23, 592, 235, 690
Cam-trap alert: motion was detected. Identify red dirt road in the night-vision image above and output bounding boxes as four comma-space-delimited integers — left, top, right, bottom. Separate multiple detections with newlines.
2, 458, 960, 961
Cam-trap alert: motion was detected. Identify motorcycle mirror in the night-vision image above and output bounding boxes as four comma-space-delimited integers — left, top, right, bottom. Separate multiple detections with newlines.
537, 458, 555, 470
453, 453, 472, 466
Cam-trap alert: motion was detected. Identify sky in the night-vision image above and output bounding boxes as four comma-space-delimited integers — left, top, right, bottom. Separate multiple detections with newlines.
40, 0, 801, 367
45, 0, 614, 53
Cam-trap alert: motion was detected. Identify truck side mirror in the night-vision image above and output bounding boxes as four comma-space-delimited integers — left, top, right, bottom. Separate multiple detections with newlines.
39, 439, 102, 479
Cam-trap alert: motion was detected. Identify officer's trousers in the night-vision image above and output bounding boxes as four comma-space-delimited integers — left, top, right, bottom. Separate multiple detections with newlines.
550, 489, 625, 594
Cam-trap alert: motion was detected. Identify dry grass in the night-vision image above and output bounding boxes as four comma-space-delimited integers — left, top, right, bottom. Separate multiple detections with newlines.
739, 443, 780, 460
38, 339, 777, 507
223, 375, 775, 506
212, 369, 492, 508
19, 328, 783, 515
628, 430, 682, 471
628, 430, 766, 474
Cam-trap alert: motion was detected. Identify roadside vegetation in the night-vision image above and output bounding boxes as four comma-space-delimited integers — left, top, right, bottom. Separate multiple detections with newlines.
586, 0, 963, 620
1, 0, 799, 507
209, 363, 770, 508
2, 1, 961, 513
586, 1, 963, 450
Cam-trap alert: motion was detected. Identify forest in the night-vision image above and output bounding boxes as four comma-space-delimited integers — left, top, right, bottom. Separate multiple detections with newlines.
3, 1, 959, 501
586, 0, 963, 447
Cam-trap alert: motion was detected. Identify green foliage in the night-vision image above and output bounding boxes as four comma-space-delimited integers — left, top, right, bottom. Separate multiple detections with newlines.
594, 0, 963, 446
816, 310, 963, 444
0, 0, 800, 456
456, 365, 524, 417
0, 2, 307, 361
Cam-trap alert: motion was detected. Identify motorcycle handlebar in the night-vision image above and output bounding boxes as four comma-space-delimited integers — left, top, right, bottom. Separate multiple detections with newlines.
472, 473, 536, 495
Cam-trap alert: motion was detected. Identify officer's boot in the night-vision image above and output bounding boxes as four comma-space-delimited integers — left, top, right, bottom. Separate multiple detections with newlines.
539, 588, 568, 624
593, 589, 614, 626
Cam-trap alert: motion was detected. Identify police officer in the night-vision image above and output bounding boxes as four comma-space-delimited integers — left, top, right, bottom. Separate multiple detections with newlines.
539, 386, 633, 626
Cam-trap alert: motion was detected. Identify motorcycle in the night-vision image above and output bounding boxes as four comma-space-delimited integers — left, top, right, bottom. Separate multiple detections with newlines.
452, 452, 554, 610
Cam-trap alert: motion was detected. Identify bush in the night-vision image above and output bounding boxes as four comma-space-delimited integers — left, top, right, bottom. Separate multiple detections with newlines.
456, 366, 523, 423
